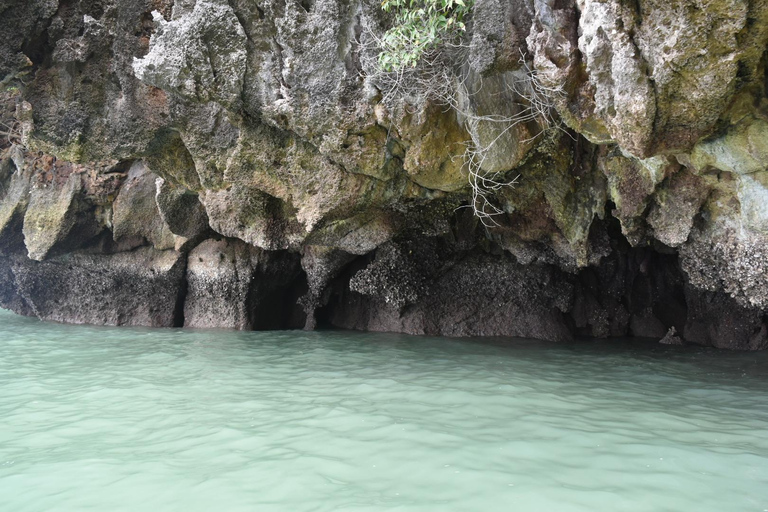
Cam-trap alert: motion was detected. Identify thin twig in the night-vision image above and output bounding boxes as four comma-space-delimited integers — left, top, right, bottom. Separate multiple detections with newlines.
359, 24, 565, 225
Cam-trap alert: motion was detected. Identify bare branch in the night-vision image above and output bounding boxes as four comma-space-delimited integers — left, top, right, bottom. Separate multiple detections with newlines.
360, 25, 566, 225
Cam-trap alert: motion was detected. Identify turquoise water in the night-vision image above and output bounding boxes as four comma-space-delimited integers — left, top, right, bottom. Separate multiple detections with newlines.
1, 310, 767, 511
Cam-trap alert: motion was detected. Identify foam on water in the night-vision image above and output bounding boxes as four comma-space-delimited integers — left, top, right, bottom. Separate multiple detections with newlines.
1, 309, 767, 511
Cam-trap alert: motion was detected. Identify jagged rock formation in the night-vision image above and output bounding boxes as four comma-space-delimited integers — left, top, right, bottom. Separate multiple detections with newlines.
1, 0, 768, 349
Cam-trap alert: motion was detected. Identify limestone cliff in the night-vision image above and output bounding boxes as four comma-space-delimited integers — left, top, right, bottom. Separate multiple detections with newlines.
1, 0, 768, 349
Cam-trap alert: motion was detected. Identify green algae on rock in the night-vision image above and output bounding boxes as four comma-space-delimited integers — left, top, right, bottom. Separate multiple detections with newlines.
1, 0, 768, 349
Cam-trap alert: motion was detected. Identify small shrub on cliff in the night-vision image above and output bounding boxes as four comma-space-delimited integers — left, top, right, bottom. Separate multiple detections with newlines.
373, 0, 563, 226
377, 0, 473, 72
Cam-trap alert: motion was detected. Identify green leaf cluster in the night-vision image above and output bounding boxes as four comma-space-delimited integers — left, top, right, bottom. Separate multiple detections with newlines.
378, 0, 473, 71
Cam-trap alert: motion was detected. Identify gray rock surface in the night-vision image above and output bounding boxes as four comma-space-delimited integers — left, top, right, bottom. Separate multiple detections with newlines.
112, 161, 177, 250
1, 0, 768, 349
155, 178, 210, 239
2, 247, 186, 327
184, 237, 306, 329
184, 238, 261, 329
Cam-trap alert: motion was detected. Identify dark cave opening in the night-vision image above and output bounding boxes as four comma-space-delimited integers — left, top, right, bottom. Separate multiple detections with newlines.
245, 250, 309, 331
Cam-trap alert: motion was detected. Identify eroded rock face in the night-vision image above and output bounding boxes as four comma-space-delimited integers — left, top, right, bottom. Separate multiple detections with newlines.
1, 247, 186, 327
133, 1, 247, 108
112, 161, 177, 251
1, 0, 768, 349
184, 237, 305, 329
155, 178, 210, 240
333, 239, 575, 341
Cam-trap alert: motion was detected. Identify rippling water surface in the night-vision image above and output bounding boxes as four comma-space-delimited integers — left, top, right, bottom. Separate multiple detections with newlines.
1, 310, 768, 511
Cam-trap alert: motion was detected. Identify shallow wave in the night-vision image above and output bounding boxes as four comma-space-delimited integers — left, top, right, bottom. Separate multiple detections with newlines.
1, 310, 767, 511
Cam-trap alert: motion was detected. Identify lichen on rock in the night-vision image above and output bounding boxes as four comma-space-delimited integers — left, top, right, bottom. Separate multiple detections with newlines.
2, 0, 768, 349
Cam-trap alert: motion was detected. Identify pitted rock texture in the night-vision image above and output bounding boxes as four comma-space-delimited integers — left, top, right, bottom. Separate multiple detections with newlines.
184, 238, 306, 329
1, 0, 768, 349
2, 247, 186, 327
